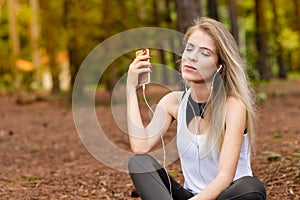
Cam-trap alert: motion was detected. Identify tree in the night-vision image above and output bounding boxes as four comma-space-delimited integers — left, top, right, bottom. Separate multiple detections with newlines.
63, 0, 100, 95
41, 1, 61, 94
255, 0, 270, 80
269, 0, 286, 79
165, 0, 179, 74
227, 0, 239, 44
7, 0, 20, 89
174, 0, 202, 33
207, 0, 219, 20
292, 0, 300, 70
63, 0, 84, 96
7, 0, 20, 57
30, 0, 41, 87
152, 0, 169, 85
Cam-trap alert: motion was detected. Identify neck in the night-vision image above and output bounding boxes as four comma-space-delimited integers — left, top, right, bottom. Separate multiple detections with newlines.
190, 81, 211, 103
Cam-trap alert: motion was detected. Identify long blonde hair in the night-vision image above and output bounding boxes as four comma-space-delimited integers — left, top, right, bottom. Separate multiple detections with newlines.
183, 17, 256, 154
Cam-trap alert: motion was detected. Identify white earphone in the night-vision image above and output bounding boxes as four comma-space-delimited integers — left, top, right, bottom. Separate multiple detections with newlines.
217, 64, 223, 72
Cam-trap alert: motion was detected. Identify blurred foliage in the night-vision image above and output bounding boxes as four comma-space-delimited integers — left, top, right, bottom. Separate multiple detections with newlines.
257, 92, 267, 104
0, 0, 299, 94
279, 28, 299, 50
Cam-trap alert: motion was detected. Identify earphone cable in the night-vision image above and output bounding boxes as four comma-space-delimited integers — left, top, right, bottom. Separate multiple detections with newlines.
142, 84, 172, 197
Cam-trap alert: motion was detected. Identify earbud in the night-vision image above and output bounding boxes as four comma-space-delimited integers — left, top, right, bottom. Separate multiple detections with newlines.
217, 65, 223, 72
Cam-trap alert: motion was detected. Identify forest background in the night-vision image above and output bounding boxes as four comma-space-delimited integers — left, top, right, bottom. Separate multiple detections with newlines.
1, 0, 300, 95
0, 0, 300, 199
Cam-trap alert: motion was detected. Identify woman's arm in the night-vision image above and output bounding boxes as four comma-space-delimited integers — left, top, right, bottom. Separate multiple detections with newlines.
127, 90, 181, 154
190, 97, 246, 200
126, 49, 181, 154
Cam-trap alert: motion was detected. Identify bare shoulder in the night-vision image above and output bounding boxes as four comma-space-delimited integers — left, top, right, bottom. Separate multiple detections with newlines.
159, 91, 184, 120
159, 91, 183, 105
225, 97, 247, 128
226, 96, 246, 110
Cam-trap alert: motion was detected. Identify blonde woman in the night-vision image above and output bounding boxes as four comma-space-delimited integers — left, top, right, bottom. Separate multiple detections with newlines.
126, 17, 266, 200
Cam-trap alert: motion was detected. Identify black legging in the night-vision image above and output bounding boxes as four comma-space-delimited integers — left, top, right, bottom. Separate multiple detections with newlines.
128, 154, 266, 200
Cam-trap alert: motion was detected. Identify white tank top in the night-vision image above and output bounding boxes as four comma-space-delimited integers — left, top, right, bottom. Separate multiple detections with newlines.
176, 89, 253, 195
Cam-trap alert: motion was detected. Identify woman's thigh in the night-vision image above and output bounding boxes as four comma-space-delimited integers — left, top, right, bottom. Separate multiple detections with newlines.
128, 154, 194, 200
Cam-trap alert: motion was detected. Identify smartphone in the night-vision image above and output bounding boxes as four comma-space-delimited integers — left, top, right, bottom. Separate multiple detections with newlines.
136, 49, 150, 86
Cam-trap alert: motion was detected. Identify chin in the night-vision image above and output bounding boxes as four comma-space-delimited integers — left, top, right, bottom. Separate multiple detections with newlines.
182, 73, 203, 83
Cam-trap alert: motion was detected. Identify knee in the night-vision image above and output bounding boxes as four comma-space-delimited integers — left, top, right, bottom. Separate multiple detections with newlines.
128, 154, 151, 169
218, 176, 266, 200
128, 154, 161, 174
241, 192, 266, 200
246, 176, 266, 196
238, 176, 266, 200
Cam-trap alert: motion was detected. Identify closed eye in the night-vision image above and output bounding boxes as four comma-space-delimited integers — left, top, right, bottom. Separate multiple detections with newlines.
201, 50, 210, 56
200, 49, 212, 57
185, 43, 194, 52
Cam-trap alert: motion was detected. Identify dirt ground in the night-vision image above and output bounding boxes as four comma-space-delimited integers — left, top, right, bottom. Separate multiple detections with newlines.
0, 78, 299, 200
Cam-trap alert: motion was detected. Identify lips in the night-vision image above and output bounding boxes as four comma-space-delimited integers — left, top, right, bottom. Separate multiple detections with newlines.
184, 65, 197, 71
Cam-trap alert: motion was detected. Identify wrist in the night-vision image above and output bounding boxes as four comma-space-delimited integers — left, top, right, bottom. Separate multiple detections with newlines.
126, 85, 136, 92
126, 86, 137, 98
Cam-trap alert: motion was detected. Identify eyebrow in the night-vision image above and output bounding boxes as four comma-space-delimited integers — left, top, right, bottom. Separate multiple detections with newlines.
186, 42, 215, 54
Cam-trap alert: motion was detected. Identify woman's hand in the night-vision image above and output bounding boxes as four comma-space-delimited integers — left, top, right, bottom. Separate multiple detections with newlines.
127, 48, 152, 90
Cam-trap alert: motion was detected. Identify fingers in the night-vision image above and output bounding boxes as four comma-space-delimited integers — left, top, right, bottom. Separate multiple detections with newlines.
132, 54, 152, 65
128, 65, 152, 82
134, 48, 152, 61
129, 48, 153, 70
127, 49, 153, 88
135, 48, 149, 57
129, 61, 152, 71
137, 66, 152, 73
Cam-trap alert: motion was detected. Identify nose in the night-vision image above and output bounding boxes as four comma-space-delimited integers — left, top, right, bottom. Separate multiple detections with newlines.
187, 51, 198, 62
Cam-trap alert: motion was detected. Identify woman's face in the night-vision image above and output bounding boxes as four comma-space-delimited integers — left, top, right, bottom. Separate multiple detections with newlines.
181, 29, 219, 84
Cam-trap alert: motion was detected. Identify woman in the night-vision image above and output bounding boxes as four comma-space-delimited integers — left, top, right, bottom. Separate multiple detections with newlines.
126, 17, 266, 200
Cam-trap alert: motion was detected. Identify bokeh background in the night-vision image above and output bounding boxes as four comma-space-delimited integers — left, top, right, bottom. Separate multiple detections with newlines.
0, 0, 299, 199
1, 0, 299, 95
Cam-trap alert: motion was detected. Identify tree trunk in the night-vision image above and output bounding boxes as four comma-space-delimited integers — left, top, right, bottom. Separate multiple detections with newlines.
153, 0, 169, 85
63, 0, 85, 97
7, 0, 20, 89
255, 0, 270, 80
7, 0, 20, 56
30, 0, 42, 88
174, 0, 201, 85
174, 0, 202, 33
292, 0, 300, 71
277, 46, 286, 79
227, 0, 239, 44
41, 1, 61, 94
207, 0, 219, 20
269, 0, 286, 79
165, 0, 178, 73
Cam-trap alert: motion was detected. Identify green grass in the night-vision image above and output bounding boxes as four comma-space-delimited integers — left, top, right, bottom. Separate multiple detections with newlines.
288, 71, 300, 79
